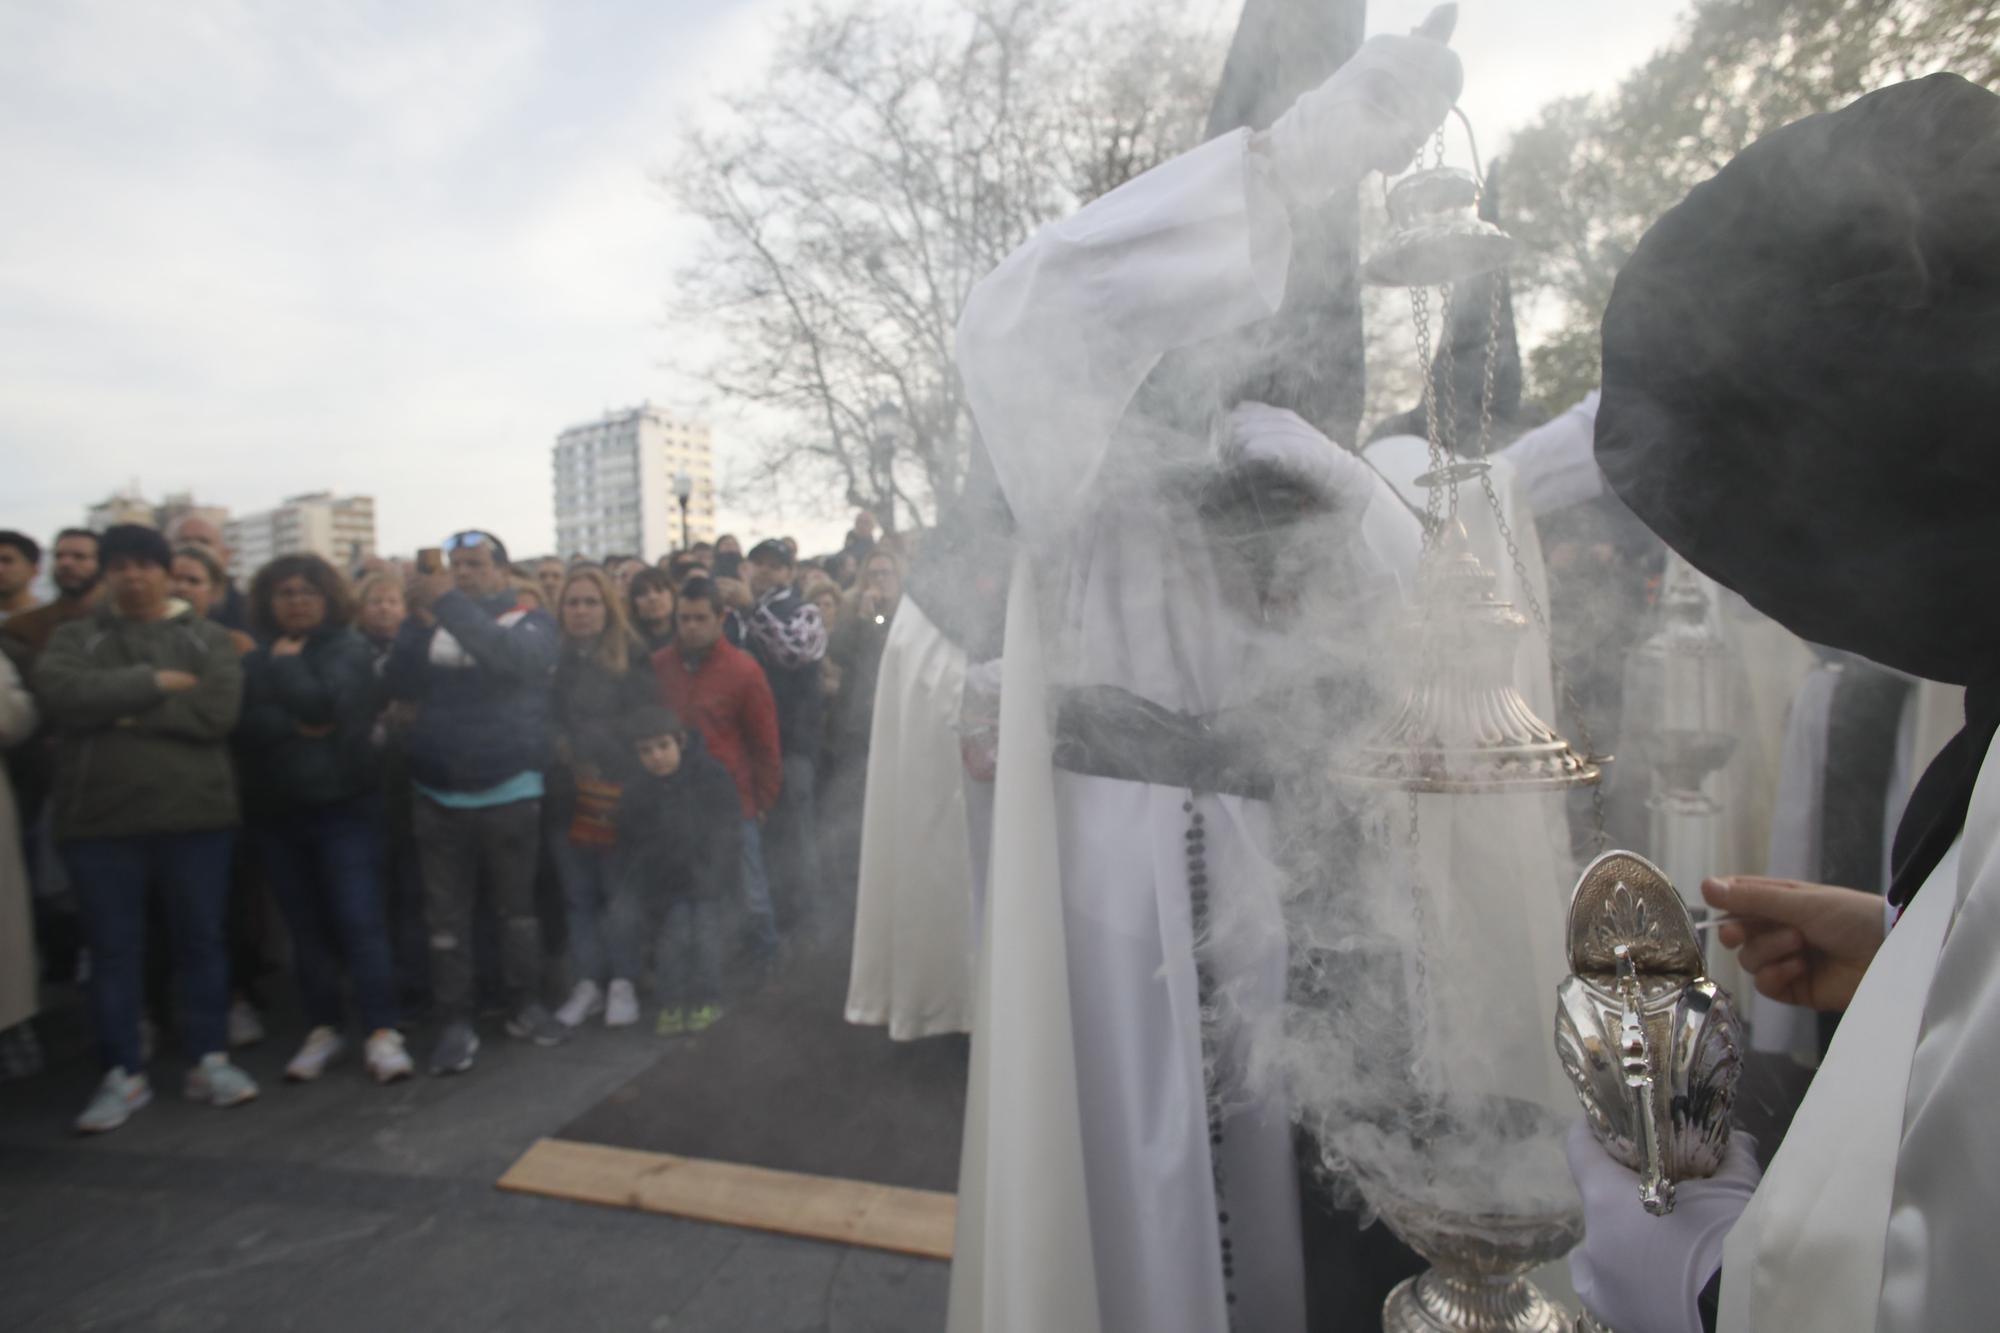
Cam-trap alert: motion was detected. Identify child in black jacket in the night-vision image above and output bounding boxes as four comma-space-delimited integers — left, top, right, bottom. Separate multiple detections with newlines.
608, 707, 744, 1034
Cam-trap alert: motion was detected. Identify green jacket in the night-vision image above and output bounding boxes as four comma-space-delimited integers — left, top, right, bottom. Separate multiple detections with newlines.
35, 601, 243, 840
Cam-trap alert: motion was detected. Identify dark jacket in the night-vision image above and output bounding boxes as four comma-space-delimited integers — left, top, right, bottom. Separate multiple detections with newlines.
382, 589, 557, 794
235, 625, 380, 817
612, 730, 743, 902
0, 595, 98, 826
2, 593, 97, 664
212, 580, 251, 636
636, 622, 677, 657
34, 601, 243, 840
828, 602, 896, 757
739, 586, 827, 759
548, 641, 657, 826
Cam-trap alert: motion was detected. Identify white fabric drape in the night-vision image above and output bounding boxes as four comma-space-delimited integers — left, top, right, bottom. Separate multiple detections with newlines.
1719, 742, 2000, 1329
1491, 390, 1604, 517
948, 547, 1102, 1333
948, 127, 1416, 1333
846, 597, 978, 1041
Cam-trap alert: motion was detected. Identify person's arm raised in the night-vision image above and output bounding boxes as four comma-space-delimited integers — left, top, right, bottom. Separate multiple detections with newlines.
956, 16, 1458, 543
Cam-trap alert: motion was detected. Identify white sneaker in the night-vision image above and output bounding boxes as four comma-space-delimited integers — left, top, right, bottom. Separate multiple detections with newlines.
554, 979, 604, 1029
228, 999, 265, 1048
185, 1052, 259, 1108
285, 1027, 345, 1082
604, 979, 639, 1028
364, 1029, 414, 1084
76, 1068, 152, 1134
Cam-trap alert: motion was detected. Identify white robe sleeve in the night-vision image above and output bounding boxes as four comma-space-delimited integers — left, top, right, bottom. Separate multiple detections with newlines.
1718, 749, 2000, 1331
1492, 390, 1603, 517
1359, 470, 1424, 601
1877, 746, 2000, 1330
846, 598, 976, 1040
948, 548, 1103, 1333
954, 129, 1294, 539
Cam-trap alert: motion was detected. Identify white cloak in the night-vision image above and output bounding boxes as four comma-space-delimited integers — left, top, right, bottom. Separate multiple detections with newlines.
1719, 736, 2000, 1330
947, 128, 1419, 1333
846, 596, 978, 1040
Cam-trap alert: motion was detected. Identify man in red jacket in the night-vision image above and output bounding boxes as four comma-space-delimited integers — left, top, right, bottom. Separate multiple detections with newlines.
651, 577, 782, 961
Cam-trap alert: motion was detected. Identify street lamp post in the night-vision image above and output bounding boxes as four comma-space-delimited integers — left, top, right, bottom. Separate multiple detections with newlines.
673, 469, 693, 552
869, 400, 903, 533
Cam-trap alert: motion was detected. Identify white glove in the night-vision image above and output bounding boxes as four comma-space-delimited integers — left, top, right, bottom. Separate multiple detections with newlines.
1565, 1118, 1761, 1333
1263, 11, 1464, 205
1224, 402, 1374, 506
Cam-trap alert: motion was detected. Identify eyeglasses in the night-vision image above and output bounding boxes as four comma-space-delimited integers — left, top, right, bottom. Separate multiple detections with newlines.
444, 532, 492, 553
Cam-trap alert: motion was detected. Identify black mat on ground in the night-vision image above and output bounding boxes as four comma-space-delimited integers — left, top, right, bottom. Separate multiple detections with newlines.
556, 945, 969, 1193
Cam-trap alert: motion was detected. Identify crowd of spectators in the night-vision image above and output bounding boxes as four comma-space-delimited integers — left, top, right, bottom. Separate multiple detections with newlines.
0, 511, 906, 1133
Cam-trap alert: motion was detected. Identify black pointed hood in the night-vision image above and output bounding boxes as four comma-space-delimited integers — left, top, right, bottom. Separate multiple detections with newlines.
1595, 73, 2000, 686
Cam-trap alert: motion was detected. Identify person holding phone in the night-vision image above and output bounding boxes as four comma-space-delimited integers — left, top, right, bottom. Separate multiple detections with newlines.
384, 529, 562, 1073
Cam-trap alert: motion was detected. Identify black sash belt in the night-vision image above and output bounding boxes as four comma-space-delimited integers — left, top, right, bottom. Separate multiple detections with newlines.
1051, 684, 1274, 802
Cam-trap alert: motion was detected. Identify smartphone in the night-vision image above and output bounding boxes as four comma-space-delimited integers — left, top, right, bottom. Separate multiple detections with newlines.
417, 547, 444, 576
713, 551, 743, 580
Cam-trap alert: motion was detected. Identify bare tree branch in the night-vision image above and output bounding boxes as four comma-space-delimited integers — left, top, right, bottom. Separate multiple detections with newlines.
663, 0, 1226, 530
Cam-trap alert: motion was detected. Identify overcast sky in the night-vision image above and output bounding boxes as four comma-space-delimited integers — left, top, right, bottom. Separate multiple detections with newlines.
1, 0, 1689, 559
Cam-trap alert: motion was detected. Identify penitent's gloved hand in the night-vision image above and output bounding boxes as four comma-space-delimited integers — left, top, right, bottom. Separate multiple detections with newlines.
1224, 402, 1375, 507
1261, 9, 1464, 206
1565, 1117, 1761, 1333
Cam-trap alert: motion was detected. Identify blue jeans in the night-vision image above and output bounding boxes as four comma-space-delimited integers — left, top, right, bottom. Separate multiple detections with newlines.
740, 819, 779, 955
384, 820, 430, 1010
550, 838, 640, 984
252, 798, 399, 1035
655, 898, 721, 1008
64, 829, 236, 1073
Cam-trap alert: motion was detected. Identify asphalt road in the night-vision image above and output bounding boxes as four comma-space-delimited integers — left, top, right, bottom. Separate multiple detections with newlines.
0, 987, 949, 1332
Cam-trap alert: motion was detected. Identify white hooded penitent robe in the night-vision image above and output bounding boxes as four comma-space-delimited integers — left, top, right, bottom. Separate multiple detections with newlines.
945, 129, 1418, 1333
1716, 736, 2000, 1330
846, 595, 979, 1040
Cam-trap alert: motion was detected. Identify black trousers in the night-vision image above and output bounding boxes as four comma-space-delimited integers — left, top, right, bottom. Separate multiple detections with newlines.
413, 796, 545, 1021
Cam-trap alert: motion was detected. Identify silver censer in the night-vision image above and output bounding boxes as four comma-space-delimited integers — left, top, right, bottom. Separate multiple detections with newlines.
1553, 851, 1742, 1215
1367, 1149, 1585, 1333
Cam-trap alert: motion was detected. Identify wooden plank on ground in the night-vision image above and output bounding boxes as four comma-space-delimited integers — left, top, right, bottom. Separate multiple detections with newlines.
496, 1137, 956, 1261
